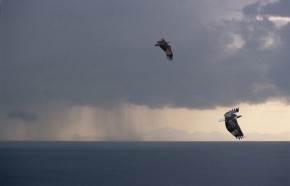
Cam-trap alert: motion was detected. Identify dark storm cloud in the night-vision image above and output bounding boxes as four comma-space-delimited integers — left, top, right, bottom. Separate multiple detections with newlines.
243, 1, 260, 16
243, 0, 290, 17
260, 0, 290, 17
7, 108, 37, 121
268, 23, 290, 96
1, 0, 290, 114
242, 0, 290, 98
1, 0, 209, 109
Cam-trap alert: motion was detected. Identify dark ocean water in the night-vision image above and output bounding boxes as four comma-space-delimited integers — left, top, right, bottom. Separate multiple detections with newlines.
0, 142, 289, 186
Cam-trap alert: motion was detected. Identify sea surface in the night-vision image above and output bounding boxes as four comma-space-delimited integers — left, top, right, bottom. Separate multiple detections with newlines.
0, 141, 289, 186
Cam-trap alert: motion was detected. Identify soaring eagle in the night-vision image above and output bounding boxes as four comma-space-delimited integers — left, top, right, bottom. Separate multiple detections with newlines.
219, 107, 244, 140
155, 38, 173, 60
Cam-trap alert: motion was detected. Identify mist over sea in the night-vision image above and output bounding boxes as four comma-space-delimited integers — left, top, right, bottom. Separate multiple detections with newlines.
1, 141, 289, 186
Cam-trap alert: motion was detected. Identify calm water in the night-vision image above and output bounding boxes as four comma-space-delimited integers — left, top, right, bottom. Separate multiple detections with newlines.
0, 142, 289, 186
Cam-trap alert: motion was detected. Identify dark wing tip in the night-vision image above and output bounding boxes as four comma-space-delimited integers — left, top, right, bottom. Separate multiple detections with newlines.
165, 46, 173, 60
231, 107, 239, 112
167, 54, 173, 60
235, 135, 244, 140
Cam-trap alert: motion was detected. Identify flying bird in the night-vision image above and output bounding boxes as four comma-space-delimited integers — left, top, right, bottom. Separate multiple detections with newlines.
219, 107, 244, 140
155, 38, 173, 60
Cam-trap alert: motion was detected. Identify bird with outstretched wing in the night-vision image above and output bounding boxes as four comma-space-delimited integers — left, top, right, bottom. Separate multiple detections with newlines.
155, 38, 173, 60
219, 107, 244, 140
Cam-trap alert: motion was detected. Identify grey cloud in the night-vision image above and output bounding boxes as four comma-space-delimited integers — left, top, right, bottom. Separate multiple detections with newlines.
1, 0, 290, 114
243, 0, 290, 17
243, 1, 260, 16
268, 24, 290, 96
242, 0, 290, 100
260, 0, 290, 17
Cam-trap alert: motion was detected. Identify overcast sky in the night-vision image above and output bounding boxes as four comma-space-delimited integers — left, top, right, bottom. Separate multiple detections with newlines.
1, 0, 290, 140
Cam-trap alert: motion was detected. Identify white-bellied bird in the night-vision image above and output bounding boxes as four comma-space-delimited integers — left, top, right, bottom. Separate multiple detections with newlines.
155, 38, 173, 60
219, 107, 244, 140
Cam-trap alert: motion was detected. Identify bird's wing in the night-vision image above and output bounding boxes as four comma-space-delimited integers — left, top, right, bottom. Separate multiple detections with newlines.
159, 45, 167, 52
165, 45, 173, 60
224, 107, 239, 117
225, 118, 244, 139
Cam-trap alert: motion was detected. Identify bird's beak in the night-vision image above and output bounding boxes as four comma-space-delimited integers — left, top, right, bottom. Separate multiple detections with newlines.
237, 115, 242, 118
218, 118, 225, 122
